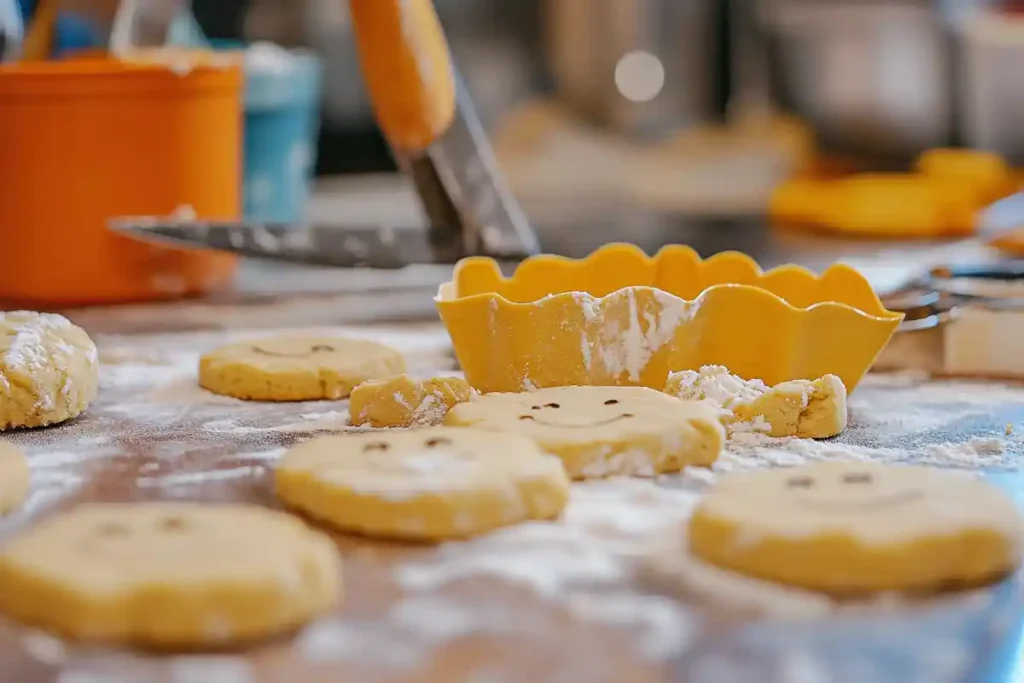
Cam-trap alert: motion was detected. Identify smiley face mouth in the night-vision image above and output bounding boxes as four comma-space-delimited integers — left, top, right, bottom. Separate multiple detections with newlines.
251, 344, 336, 358
519, 414, 634, 429
793, 490, 924, 513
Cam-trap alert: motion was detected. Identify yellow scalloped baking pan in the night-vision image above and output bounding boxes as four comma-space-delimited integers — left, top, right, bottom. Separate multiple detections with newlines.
436, 243, 903, 394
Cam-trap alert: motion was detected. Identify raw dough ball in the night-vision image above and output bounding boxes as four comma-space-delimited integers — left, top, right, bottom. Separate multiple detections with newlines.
664, 365, 847, 438
349, 374, 473, 428
0, 441, 29, 513
689, 461, 1024, 595
444, 386, 724, 479
0, 311, 98, 430
275, 426, 570, 541
0, 503, 341, 646
198, 336, 406, 401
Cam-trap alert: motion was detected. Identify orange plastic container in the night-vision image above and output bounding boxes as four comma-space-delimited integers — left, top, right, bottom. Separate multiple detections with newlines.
0, 58, 243, 306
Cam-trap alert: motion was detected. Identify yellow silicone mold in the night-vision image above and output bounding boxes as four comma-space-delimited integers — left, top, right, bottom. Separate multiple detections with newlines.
435, 243, 904, 394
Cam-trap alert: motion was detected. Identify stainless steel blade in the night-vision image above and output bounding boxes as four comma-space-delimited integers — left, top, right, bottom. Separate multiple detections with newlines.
396, 72, 541, 262
109, 218, 442, 269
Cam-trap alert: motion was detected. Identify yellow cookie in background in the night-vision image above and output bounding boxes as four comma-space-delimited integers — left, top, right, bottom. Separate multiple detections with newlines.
275, 427, 570, 541
0, 441, 29, 513
665, 365, 847, 438
349, 374, 473, 428
689, 461, 1024, 595
199, 336, 406, 401
0, 503, 341, 646
444, 386, 724, 479
0, 311, 98, 429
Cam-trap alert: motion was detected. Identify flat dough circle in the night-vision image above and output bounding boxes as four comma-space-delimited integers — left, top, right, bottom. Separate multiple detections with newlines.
0, 503, 342, 646
198, 336, 406, 401
275, 426, 571, 541
0, 311, 98, 429
444, 386, 725, 479
0, 441, 29, 513
689, 461, 1024, 595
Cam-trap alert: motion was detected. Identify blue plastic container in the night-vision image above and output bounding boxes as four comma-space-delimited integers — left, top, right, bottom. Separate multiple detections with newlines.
212, 39, 322, 224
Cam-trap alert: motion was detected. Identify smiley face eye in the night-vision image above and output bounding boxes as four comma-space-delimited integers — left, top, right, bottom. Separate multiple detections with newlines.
621, 413, 634, 418
531, 405, 542, 410
425, 437, 452, 448
364, 442, 390, 452
310, 344, 336, 353
786, 476, 815, 489
97, 522, 129, 537
519, 415, 535, 421
842, 472, 873, 485
159, 517, 187, 532
604, 399, 619, 405
544, 403, 560, 409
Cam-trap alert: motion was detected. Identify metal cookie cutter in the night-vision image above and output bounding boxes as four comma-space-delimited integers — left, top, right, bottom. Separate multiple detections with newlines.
879, 262, 1024, 377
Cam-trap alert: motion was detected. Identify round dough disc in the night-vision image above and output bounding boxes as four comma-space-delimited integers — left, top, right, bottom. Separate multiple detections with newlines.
444, 386, 725, 479
0, 441, 29, 514
0, 503, 342, 646
689, 461, 1024, 595
275, 426, 571, 541
0, 311, 98, 429
198, 336, 406, 401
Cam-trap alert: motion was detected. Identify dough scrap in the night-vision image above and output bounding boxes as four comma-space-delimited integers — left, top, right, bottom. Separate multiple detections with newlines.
349, 374, 473, 428
664, 365, 847, 438
444, 386, 724, 479
0, 441, 29, 513
275, 427, 570, 541
0, 311, 98, 430
199, 336, 406, 401
688, 461, 1024, 595
0, 503, 341, 646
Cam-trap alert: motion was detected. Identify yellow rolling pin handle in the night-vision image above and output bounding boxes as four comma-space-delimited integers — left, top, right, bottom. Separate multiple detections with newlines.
21, 0, 58, 62
348, 0, 457, 154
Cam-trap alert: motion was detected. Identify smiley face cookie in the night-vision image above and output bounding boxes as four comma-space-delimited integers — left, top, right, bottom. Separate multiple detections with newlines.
689, 461, 1024, 595
0, 503, 341, 646
665, 366, 847, 439
444, 386, 725, 479
349, 375, 474, 428
275, 427, 570, 541
199, 336, 406, 401
0, 441, 28, 514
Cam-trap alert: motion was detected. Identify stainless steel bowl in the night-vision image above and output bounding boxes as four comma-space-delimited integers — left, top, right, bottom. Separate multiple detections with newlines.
764, 0, 955, 160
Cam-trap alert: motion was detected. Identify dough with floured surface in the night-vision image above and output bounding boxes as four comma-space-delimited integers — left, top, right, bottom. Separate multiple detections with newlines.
665, 365, 847, 438
0, 311, 98, 430
349, 374, 473, 427
445, 385, 725, 479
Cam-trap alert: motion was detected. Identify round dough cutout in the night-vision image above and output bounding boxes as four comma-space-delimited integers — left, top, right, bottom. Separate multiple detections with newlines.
689, 461, 1024, 595
445, 385, 725, 479
198, 336, 406, 401
275, 426, 571, 541
0, 441, 29, 513
0, 503, 342, 646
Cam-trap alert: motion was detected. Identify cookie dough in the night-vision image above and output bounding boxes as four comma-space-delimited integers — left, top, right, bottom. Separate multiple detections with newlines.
0, 441, 29, 513
198, 336, 406, 401
665, 365, 847, 438
0, 311, 98, 430
349, 375, 473, 428
275, 427, 570, 541
444, 386, 725, 479
0, 503, 341, 646
689, 461, 1024, 595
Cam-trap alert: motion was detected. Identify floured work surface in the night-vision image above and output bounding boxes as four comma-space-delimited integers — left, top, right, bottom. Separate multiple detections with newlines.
2, 318, 1024, 683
